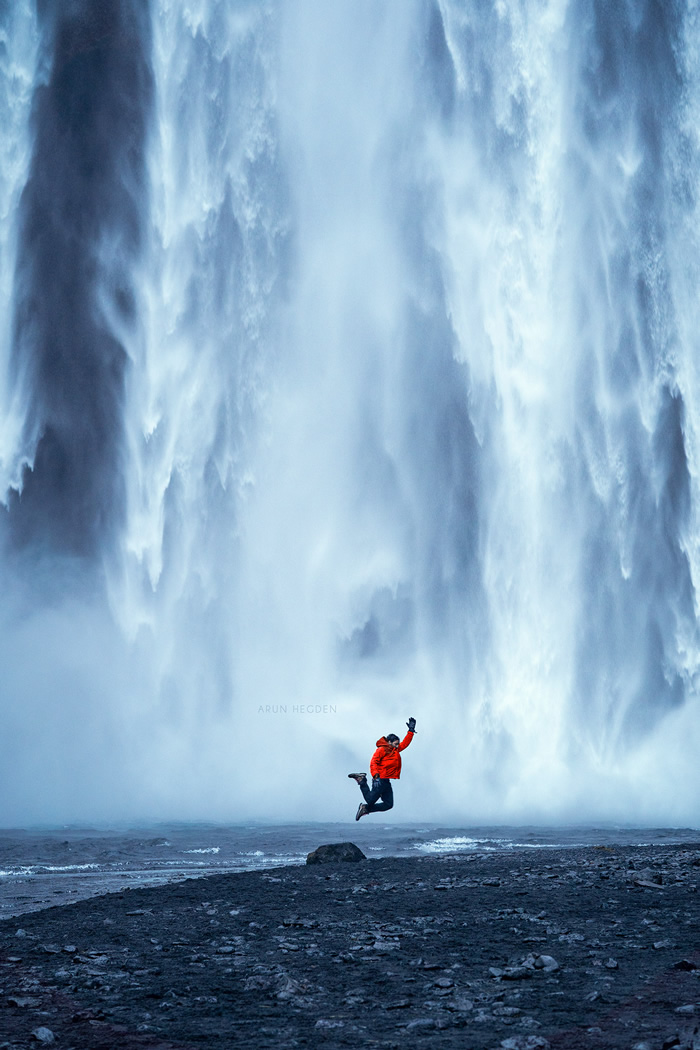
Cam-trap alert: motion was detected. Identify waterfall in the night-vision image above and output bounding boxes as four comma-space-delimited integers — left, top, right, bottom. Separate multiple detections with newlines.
1, 0, 700, 825
0, 0, 37, 495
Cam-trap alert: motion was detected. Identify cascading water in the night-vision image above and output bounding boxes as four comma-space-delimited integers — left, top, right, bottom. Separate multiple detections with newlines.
1, 0, 700, 826
0, 1, 37, 497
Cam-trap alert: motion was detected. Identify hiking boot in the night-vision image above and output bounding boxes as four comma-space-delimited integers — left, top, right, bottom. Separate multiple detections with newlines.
347, 772, 367, 784
356, 803, 369, 821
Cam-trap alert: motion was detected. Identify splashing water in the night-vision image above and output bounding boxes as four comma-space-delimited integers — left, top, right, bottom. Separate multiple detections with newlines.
1, 0, 700, 826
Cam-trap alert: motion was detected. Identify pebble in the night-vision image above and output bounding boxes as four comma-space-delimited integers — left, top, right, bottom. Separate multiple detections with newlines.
31, 1029, 55, 1045
503, 966, 533, 980
451, 995, 474, 1011
533, 955, 559, 972
405, 1017, 437, 1030
500, 1036, 550, 1049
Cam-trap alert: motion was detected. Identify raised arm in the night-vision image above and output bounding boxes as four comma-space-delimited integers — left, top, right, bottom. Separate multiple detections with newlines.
398, 717, 417, 751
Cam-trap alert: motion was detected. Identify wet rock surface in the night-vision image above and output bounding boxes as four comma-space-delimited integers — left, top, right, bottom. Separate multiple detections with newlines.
1, 844, 700, 1048
306, 842, 367, 864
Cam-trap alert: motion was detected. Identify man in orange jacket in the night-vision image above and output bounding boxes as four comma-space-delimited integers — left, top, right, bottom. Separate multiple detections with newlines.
348, 717, 416, 820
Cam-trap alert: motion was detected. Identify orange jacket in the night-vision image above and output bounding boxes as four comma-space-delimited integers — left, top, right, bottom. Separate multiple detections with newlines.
369, 731, 414, 780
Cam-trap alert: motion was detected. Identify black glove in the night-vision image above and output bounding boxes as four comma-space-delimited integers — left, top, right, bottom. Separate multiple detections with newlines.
372, 774, 381, 786
407, 716, 416, 733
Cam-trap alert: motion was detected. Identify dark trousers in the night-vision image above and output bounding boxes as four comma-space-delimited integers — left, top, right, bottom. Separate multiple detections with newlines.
360, 777, 394, 813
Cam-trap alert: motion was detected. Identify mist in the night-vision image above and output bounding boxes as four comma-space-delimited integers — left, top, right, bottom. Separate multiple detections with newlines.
1, 0, 700, 828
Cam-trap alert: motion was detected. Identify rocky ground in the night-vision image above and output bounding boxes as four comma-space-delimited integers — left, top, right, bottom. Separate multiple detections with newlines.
2, 842, 700, 1049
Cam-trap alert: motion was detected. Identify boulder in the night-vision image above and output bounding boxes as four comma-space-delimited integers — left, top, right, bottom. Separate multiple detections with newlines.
306, 842, 367, 865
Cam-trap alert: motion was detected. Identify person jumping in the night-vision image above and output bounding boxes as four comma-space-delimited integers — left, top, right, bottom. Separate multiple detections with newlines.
348, 717, 416, 820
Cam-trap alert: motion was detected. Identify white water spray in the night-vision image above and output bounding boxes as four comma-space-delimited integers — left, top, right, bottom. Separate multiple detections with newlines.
1, 0, 700, 826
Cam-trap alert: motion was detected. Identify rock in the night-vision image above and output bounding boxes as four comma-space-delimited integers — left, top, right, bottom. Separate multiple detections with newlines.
500, 1037, 550, 1050
244, 974, 274, 991
450, 996, 474, 1012
502, 965, 533, 980
434, 977, 454, 988
505, 953, 559, 977
632, 869, 665, 889
276, 974, 308, 1002
32, 1029, 55, 1045
306, 843, 367, 864
533, 955, 559, 972
405, 1018, 437, 1030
